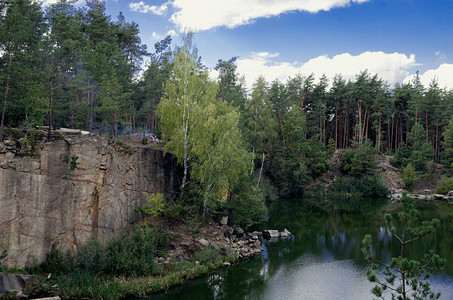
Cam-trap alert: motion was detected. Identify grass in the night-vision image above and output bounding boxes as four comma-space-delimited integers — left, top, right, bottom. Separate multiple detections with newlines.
49, 254, 237, 299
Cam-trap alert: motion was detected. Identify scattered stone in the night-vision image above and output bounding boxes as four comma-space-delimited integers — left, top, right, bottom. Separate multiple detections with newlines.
219, 244, 233, 256
198, 238, 210, 247
280, 228, 292, 238
263, 230, 279, 239
220, 216, 228, 225
235, 227, 244, 237
223, 262, 231, 267
211, 243, 220, 251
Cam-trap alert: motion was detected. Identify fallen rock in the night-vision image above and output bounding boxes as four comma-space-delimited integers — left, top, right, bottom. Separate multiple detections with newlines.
280, 228, 292, 238
198, 238, 210, 247
220, 216, 228, 225
0, 273, 40, 298
263, 230, 279, 239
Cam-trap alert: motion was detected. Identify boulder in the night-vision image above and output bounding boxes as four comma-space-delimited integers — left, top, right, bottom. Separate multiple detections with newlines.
224, 226, 234, 239
219, 244, 233, 256
280, 228, 292, 238
0, 273, 40, 298
198, 238, 210, 247
220, 216, 229, 225
263, 230, 279, 239
234, 227, 244, 237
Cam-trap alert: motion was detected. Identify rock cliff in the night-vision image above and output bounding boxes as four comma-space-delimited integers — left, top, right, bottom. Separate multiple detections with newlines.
0, 130, 179, 268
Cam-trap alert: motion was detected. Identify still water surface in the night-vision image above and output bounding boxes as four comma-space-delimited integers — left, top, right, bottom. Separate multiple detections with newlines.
151, 197, 453, 300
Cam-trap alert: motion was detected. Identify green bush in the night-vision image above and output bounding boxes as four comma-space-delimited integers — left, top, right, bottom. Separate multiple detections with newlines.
328, 175, 388, 198
436, 176, 453, 195
340, 141, 378, 176
135, 192, 166, 216
37, 246, 75, 275
76, 239, 107, 273
401, 162, 419, 190
193, 246, 220, 264
0, 249, 7, 272
105, 225, 169, 276
391, 143, 410, 168
349, 140, 378, 176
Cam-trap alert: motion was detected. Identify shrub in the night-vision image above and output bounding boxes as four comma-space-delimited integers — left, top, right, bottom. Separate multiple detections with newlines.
401, 162, 419, 190
135, 192, 165, 216
436, 176, 453, 195
0, 249, 7, 272
37, 246, 75, 275
105, 225, 169, 276
76, 239, 106, 273
193, 246, 220, 264
349, 140, 378, 176
391, 143, 410, 168
328, 175, 388, 198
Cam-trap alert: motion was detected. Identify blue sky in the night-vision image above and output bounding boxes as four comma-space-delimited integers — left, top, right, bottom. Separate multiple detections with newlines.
45, 0, 453, 90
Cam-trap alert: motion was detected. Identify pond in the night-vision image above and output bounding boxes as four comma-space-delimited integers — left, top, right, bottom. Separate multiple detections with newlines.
150, 197, 453, 300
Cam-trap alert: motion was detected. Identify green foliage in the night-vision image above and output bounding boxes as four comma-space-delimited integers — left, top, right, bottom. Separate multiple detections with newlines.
401, 163, 419, 190
135, 192, 165, 216
36, 225, 170, 278
37, 246, 75, 275
407, 123, 434, 172
340, 141, 378, 176
62, 154, 79, 178
442, 116, 453, 169
228, 175, 268, 229
271, 105, 328, 197
362, 193, 446, 300
75, 239, 107, 273
435, 176, 453, 195
158, 45, 251, 215
0, 249, 7, 272
105, 225, 168, 276
350, 140, 379, 176
193, 246, 220, 264
328, 174, 388, 198
392, 143, 411, 168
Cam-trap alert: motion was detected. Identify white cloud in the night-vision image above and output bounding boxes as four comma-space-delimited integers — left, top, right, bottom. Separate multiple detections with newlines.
151, 29, 177, 40
151, 31, 162, 40
170, 0, 370, 31
235, 51, 417, 89
129, 1, 168, 15
404, 64, 453, 90
166, 29, 177, 37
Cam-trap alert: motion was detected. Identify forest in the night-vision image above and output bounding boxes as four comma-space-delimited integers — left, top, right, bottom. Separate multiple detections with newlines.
2, 0, 453, 213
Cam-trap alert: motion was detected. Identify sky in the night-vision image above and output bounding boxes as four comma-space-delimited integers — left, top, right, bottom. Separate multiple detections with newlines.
43, 0, 453, 90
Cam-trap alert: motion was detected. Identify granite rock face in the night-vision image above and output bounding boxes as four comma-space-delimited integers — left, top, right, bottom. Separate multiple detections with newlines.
0, 132, 179, 268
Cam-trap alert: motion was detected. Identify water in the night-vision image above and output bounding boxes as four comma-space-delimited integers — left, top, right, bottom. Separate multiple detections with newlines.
150, 197, 453, 299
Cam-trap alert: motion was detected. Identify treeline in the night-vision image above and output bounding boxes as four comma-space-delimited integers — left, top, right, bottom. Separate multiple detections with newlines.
2, 0, 453, 198
216, 60, 453, 195
0, 0, 169, 138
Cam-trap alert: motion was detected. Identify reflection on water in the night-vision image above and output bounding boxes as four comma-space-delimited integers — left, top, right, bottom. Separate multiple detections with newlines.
150, 197, 453, 300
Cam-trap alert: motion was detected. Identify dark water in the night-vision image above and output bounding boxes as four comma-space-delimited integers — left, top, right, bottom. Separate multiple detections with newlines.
150, 197, 453, 300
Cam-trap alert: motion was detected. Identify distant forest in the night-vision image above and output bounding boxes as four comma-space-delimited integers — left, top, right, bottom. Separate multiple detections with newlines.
2, 0, 453, 173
